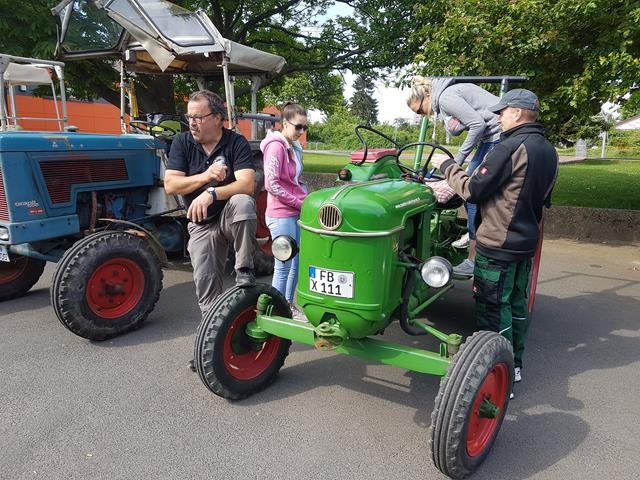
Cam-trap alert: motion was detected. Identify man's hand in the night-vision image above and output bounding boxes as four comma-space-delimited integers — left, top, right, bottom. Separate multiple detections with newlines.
430, 153, 451, 170
187, 190, 214, 222
200, 163, 228, 184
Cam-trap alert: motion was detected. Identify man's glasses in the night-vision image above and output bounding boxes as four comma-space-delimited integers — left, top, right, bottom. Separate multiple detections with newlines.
286, 120, 308, 132
184, 112, 215, 124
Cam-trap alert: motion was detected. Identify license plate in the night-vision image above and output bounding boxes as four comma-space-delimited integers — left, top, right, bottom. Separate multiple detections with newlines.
309, 266, 354, 298
0, 245, 9, 262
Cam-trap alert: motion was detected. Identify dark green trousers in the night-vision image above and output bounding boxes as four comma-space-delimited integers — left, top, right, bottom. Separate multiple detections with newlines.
473, 253, 532, 368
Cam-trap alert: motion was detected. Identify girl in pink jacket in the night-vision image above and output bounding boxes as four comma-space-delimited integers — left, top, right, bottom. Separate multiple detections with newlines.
260, 103, 308, 316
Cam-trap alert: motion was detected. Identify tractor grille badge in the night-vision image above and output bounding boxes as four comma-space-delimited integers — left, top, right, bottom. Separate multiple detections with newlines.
318, 204, 342, 230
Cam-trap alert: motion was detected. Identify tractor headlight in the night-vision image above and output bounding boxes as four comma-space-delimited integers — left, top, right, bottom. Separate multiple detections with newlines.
420, 256, 452, 288
271, 235, 298, 262
0, 227, 9, 241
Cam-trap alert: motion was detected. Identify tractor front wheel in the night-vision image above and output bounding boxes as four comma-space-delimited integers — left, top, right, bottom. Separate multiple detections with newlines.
194, 284, 291, 399
430, 330, 513, 479
51, 231, 163, 340
0, 254, 46, 301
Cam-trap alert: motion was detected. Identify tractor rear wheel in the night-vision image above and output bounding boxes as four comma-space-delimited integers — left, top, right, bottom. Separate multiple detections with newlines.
430, 331, 513, 479
51, 231, 163, 340
0, 254, 46, 301
194, 284, 291, 399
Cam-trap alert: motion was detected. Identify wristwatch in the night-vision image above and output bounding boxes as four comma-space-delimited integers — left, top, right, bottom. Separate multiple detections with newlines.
206, 187, 217, 201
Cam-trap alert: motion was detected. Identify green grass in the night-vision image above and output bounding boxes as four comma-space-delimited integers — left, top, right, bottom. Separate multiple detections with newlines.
556, 146, 640, 159
303, 152, 352, 173
303, 152, 640, 210
553, 160, 640, 210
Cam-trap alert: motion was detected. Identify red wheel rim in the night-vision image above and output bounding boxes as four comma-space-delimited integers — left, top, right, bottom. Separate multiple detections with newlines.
466, 362, 509, 457
222, 305, 282, 381
86, 257, 145, 319
0, 256, 28, 284
528, 221, 544, 313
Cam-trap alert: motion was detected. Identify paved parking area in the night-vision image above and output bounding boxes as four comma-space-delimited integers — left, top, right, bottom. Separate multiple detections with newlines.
1, 239, 639, 479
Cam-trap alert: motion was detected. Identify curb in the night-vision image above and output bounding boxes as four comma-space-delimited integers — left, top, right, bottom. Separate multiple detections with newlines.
303, 172, 640, 245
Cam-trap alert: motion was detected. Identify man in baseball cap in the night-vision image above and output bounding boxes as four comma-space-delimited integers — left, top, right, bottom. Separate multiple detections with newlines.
489, 88, 540, 113
430, 86, 558, 395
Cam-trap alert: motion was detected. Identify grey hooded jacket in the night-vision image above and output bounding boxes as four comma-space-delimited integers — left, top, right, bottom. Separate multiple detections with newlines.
430, 78, 502, 165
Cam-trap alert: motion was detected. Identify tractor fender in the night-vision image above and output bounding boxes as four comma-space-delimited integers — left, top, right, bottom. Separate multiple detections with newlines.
97, 218, 169, 267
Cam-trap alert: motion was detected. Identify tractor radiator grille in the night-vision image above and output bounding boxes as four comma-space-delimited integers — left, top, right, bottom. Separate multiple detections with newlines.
39, 158, 129, 204
0, 168, 8, 221
318, 204, 342, 230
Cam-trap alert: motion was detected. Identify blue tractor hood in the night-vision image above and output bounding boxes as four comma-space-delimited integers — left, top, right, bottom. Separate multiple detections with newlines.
0, 131, 161, 153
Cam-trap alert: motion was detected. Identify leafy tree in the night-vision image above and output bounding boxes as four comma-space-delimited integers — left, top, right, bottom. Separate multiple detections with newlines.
0, 0, 419, 116
620, 90, 640, 120
349, 75, 378, 125
261, 71, 345, 115
411, 0, 640, 142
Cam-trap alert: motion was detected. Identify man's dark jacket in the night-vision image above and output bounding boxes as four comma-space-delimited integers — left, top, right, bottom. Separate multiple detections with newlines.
440, 122, 559, 262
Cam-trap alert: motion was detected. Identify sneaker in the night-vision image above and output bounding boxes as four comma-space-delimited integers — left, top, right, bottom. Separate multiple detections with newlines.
453, 259, 475, 276
514, 367, 522, 383
187, 359, 196, 372
452, 232, 470, 249
510, 391, 514, 399
291, 304, 307, 322
235, 268, 256, 287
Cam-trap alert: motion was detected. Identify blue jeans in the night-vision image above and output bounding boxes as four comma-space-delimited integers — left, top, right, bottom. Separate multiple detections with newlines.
266, 215, 300, 303
465, 141, 499, 239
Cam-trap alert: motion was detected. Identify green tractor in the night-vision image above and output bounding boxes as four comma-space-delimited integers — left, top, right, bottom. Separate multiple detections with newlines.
192, 122, 534, 478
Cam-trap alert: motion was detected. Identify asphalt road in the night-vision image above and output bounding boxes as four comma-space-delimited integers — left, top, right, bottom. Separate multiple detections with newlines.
1, 239, 639, 480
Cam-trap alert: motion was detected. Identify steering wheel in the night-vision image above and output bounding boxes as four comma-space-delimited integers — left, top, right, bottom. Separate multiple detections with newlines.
128, 120, 180, 137
395, 142, 455, 182
353, 125, 402, 165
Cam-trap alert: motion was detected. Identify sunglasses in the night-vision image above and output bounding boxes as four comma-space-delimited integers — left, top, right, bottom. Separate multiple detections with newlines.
416, 95, 429, 115
286, 121, 308, 132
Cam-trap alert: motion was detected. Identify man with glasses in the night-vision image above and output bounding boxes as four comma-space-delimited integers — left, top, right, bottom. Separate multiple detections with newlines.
431, 88, 558, 395
164, 90, 257, 319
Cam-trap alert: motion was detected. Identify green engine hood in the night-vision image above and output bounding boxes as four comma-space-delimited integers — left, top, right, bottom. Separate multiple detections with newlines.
300, 179, 436, 233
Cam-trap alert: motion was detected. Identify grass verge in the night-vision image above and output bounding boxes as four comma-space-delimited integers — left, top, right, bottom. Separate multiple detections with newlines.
552, 160, 640, 210
304, 152, 640, 211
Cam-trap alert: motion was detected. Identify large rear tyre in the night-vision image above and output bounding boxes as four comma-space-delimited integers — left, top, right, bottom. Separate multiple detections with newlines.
194, 284, 291, 400
0, 254, 46, 301
430, 331, 513, 479
51, 231, 163, 340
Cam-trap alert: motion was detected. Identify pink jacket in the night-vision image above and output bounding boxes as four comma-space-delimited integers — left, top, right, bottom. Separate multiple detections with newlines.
260, 130, 308, 217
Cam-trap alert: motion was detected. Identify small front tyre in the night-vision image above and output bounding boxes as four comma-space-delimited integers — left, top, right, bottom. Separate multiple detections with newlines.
194, 284, 291, 400
430, 331, 513, 479
51, 231, 163, 340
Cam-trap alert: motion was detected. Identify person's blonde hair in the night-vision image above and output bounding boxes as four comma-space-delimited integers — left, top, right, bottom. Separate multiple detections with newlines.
406, 76, 432, 107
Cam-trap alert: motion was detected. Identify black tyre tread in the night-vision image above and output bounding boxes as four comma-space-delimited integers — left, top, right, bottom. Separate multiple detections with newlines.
431, 332, 495, 475
430, 331, 514, 479
253, 247, 274, 276
50, 231, 115, 306
193, 286, 244, 379
52, 231, 163, 340
195, 284, 291, 400
0, 255, 46, 301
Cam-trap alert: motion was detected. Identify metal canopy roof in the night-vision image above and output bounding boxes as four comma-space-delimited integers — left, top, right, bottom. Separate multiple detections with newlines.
52, 0, 286, 78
